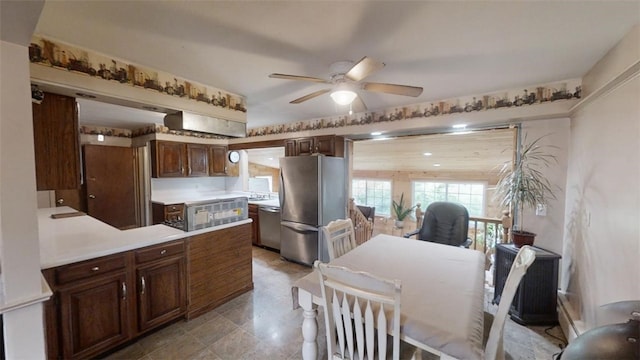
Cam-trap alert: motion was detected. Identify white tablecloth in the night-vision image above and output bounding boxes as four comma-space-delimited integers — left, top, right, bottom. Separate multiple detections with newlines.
293, 234, 486, 359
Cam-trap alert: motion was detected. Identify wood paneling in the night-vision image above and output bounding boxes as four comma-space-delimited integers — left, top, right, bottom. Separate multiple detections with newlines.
187, 224, 253, 319
248, 204, 260, 246
353, 128, 515, 173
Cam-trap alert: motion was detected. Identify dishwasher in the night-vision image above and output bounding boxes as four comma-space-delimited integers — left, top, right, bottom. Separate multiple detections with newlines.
259, 205, 281, 251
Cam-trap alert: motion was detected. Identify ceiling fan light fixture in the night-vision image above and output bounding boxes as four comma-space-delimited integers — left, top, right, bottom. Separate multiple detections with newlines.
330, 90, 357, 105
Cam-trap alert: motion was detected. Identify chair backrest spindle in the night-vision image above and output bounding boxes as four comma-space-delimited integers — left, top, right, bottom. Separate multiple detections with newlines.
314, 261, 402, 360
322, 219, 358, 260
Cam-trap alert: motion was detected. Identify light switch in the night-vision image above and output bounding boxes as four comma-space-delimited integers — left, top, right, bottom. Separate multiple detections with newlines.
536, 203, 547, 216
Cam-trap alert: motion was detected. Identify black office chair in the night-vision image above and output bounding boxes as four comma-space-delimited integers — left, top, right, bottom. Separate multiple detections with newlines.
404, 201, 472, 248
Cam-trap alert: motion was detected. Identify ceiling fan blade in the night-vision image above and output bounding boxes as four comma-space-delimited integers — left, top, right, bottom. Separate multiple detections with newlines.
290, 89, 331, 104
345, 56, 385, 82
269, 73, 329, 84
352, 95, 367, 113
362, 82, 423, 97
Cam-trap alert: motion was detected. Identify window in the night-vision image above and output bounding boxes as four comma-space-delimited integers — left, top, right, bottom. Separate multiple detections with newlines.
254, 175, 273, 192
352, 179, 392, 216
412, 181, 485, 216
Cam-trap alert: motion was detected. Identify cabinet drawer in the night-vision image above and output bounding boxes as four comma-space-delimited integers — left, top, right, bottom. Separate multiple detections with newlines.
166, 204, 184, 213
55, 254, 127, 285
135, 241, 184, 264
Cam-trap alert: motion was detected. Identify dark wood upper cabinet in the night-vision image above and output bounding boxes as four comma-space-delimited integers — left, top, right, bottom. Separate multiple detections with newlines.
284, 135, 344, 157
209, 145, 228, 175
151, 141, 228, 178
32, 92, 81, 190
186, 143, 209, 176
151, 141, 186, 177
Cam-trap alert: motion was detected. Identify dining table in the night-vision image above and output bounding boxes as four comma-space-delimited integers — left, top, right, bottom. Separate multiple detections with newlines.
291, 234, 486, 360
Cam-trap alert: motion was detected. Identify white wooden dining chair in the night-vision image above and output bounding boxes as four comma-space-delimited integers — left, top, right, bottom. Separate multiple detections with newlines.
484, 245, 536, 360
314, 260, 410, 360
322, 218, 357, 260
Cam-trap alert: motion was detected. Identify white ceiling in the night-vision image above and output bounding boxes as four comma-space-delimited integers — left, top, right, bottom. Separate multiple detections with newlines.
33, 1, 639, 130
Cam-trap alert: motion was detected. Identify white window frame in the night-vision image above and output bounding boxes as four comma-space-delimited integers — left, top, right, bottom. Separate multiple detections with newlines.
411, 180, 487, 217
351, 178, 392, 216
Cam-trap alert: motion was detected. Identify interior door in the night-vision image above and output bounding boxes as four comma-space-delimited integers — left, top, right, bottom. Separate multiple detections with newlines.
84, 145, 138, 229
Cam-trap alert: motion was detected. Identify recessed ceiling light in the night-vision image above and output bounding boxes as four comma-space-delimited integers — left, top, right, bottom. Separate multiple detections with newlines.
268, 157, 274, 160
423, 152, 432, 156
372, 137, 389, 141
452, 124, 467, 129
433, 163, 441, 167
371, 131, 382, 136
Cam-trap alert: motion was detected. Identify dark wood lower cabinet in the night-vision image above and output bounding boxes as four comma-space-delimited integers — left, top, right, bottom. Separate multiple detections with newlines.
44, 241, 186, 360
136, 252, 186, 331
58, 272, 130, 359
44, 228, 252, 359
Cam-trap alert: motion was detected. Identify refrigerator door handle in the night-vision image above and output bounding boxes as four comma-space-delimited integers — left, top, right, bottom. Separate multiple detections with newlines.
281, 221, 319, 233
279, 170, 285, 208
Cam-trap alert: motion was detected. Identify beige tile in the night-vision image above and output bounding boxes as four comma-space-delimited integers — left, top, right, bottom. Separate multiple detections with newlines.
147, 333, 206, 360
186, 347, 222, 360
188, 315, 239, 345
208, 328, 260, 360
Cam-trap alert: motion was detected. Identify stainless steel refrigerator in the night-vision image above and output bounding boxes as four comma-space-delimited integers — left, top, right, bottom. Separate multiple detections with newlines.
279, 155, 346, 266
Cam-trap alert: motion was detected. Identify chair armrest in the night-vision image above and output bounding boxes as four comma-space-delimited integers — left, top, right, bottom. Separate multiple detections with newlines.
403, 229, 420, 238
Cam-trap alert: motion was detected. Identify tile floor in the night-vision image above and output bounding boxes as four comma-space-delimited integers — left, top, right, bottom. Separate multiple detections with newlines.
104, 247, 566, 360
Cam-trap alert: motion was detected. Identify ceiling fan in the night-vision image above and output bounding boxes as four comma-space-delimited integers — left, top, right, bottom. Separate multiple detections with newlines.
269, 56, 423, 112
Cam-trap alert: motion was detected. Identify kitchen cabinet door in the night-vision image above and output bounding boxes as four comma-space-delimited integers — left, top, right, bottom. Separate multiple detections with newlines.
284, 139, 296, 156
54, 189, 87, 212
209, 145, 228, 175
151, 141, 186, 177
187, 143, 209, 176
248, 204, 260, 246
296, 137, 315, 155
58, 271, 130, 360
32, 92, 81, 190
315, 135, 344, 156
136, 256, 186, 332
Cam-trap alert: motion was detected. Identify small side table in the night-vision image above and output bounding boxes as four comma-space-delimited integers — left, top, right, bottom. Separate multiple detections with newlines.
493, 243, 561, 325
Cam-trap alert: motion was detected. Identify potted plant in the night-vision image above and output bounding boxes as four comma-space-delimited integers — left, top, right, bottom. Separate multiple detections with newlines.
392, 192, 415, 229
494, 134, 558, 247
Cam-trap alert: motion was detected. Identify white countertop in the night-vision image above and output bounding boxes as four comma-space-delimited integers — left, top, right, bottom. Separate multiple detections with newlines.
152, 190, 280, 208
39, 207, 251, 269
151, 191, 250, 205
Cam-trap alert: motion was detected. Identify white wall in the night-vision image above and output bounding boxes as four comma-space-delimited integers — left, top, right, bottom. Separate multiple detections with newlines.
561, 26, 640, 329
521, 119, 571, 256
0, 40, 47, 359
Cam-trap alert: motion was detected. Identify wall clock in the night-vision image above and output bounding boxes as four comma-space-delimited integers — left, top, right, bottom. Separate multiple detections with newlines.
228, 150, 240, 164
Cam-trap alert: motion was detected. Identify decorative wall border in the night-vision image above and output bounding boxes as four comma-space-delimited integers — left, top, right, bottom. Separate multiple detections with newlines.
80, 124, 229, 140
29, 35, 247, 114
247, 79, 582, 137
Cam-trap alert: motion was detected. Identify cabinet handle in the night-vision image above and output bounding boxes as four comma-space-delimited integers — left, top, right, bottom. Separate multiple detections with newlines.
57, 198, 64, 205
122, 282, 127, 300
181, 167, 185, 174
89, 194, 96, 199
160, 249, 167, 255
140, 276, 146, 295
188, 166, 192, 175
91, 266, 100, 272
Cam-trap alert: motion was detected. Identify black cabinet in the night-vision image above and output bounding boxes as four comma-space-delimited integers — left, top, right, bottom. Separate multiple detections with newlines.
493, 243, 561, 325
